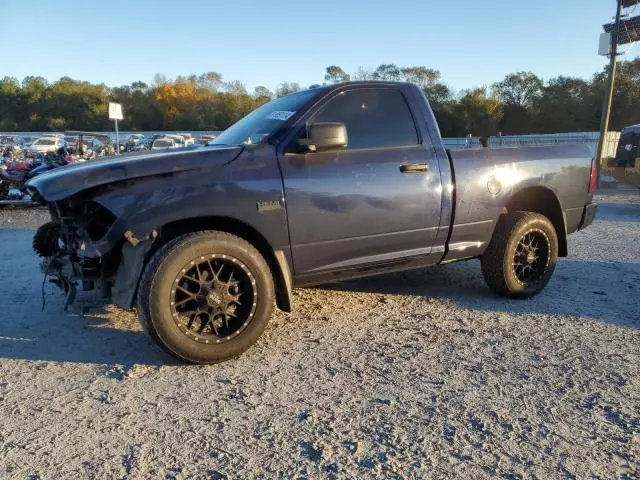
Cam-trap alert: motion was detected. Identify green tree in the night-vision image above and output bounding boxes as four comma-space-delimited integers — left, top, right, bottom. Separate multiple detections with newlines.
324, 65, 350, 83
533, 77, 594, 133
398, 67, 453, 124
424, 83, 452, 105
0, 77, 21, 130
44, 77, 110, 130
373, 64, 402, 81
198, 72, 223, 92
131, 81, 148, 90
223, 80, 249, 95
275, 82, 301, 97
491, 72, 543, 134
214, 91, 257, 128
0, 60, 638, 135
591, 58, 640, 130
454, 88, 503, 137
401, 66, 440, 88
253, 86, 273, 104
492, 71, 544, 107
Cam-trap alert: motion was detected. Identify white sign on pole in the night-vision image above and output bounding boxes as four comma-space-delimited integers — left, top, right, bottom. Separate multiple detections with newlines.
108, 102, 123, 154
108, 102, 123, 120
598, 32, 612, 56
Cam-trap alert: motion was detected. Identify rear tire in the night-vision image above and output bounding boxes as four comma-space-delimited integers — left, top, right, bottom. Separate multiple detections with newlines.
481, 211, 558, 298
137, 231, 275, 364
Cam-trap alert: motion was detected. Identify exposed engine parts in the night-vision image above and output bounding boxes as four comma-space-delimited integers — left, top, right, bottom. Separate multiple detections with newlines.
33, 222, 61, 258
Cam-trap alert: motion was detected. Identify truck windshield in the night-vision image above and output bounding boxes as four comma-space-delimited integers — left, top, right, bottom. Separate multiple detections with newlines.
210, 89, 320, 146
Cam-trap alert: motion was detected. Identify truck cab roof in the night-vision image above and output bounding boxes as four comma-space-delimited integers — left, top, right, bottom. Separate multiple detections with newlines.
292, 81, 415, 98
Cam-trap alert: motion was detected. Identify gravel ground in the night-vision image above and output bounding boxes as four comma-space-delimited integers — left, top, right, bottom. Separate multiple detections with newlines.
0, 190, 638, 479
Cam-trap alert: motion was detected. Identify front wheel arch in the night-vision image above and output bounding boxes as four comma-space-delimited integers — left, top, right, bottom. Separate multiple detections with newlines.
111, 216, 292, 313
146, 216, 292, 313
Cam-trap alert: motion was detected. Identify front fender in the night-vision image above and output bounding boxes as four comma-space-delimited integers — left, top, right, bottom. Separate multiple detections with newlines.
98, 145, 292, 310
27, 146, 243, 202
94, 145, 289, 252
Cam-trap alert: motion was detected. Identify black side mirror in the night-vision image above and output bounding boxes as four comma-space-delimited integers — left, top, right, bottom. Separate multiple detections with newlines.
298, 122, 348, 152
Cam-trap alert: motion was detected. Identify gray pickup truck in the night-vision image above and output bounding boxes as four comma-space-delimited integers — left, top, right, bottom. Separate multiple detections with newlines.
27, 81, 598, 364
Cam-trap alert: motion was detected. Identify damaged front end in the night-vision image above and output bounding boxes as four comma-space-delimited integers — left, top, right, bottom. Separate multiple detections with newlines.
34, 196, 153, 310
25, 145, 247, 312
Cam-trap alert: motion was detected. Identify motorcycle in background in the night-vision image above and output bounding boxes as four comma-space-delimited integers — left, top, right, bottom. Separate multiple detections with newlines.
0, 147, 69, 204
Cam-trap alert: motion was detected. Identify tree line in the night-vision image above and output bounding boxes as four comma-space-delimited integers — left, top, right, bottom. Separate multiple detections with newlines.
0, 59, 638, 136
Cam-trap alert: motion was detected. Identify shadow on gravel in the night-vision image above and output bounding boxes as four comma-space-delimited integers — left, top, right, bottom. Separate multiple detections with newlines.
596, 202, 640, 223
0, 213, 638, 366
0, 227, 172, 365
0, 257, 637, 366
0, 304, 173, 366
320, 259, 640, 329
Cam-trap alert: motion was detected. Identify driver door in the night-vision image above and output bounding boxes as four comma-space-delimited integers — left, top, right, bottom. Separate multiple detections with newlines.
278, 86, 443, 282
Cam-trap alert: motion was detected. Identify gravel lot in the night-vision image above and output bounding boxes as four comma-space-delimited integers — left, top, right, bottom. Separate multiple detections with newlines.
0, 191, 639, 479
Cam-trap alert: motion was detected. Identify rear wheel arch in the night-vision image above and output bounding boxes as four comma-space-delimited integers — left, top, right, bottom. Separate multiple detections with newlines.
503, 186, 567, 257
144, 216, 292, 312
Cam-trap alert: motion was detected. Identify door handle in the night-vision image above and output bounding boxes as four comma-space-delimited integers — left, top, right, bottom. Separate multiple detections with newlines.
399, 163, 429, 173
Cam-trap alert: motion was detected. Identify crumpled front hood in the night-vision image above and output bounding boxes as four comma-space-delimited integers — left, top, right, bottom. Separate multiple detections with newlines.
27, 145, 243, 202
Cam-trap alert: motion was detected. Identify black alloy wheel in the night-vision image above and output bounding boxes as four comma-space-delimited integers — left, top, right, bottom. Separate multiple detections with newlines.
512, 229, 551, 286
137, 231, 275, 364
169, 254, 257, 344
481, 211, 559, 298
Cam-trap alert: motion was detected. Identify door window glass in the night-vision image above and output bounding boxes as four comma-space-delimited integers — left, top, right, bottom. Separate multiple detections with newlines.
310, 89, 419, 149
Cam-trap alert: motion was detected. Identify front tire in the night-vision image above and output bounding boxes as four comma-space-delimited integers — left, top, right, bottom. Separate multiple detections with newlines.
481, 211, 558, 298
137, 231, 275, 364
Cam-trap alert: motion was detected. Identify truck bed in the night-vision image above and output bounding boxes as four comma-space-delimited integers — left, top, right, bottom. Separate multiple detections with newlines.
443, 143, 595, 262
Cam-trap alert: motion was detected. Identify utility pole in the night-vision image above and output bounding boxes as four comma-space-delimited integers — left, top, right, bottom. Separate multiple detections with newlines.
115, 118, 120, 155
595, 0, 624, 169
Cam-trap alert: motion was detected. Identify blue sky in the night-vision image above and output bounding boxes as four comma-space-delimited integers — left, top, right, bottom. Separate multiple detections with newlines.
0, 0, 627, 93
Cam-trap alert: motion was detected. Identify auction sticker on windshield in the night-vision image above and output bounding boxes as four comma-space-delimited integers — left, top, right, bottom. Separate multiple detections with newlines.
266, 111, 296, 121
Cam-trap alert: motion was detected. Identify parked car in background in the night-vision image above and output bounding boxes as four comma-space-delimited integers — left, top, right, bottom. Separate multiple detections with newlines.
29, 136, 67, 153
22, 136, 37, 147
27, 81, 599, 364
164, 134, 186, 148
124, 134, 148, 152
63, 136, 78, 147
151, 138, 177, 150
177, 133, 195, 145
81, 137, 103, 153
64, 136, 98, 154
0, 135, 26, 147
147, 134, 164, 148
126, 134, 146, 144
198, 134, 217, 144
40, 133, 65, 139
615, 124, 640, 167
63, 131, 115, 158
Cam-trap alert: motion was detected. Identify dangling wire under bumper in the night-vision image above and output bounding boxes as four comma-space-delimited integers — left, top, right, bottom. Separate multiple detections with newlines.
40, 255, 84, 312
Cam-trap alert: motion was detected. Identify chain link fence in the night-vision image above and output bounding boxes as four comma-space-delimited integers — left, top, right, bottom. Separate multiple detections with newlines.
442, 131, 621, 159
